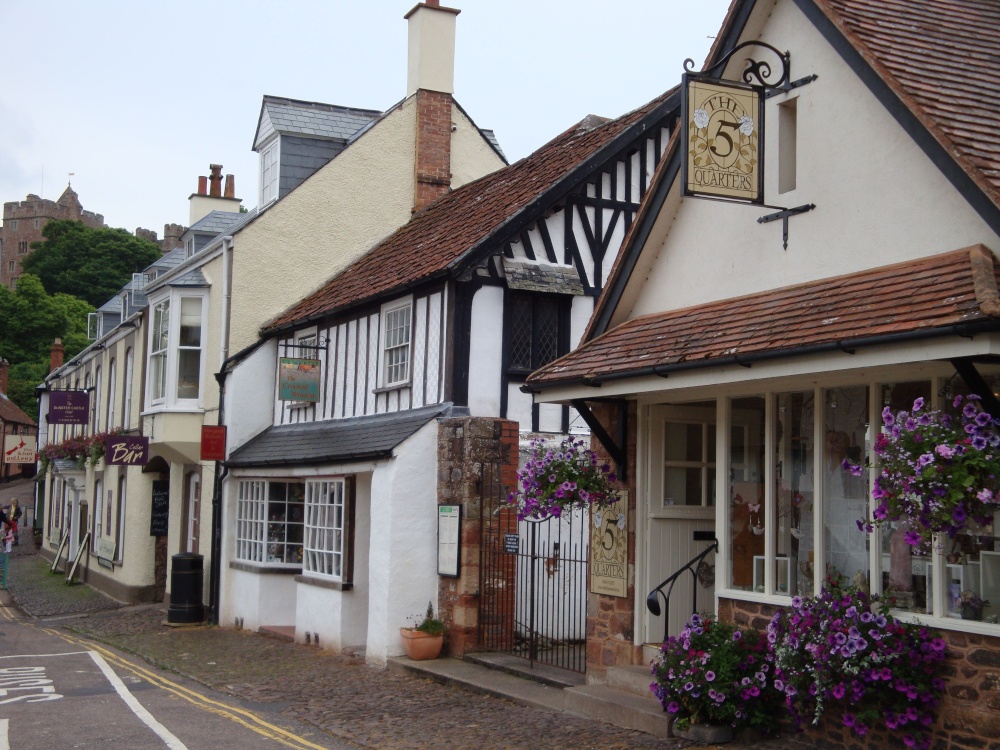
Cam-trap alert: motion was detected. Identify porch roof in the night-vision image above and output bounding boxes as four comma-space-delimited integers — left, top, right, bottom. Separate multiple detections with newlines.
526, 245, 1000, 390
225, 403, 463, 468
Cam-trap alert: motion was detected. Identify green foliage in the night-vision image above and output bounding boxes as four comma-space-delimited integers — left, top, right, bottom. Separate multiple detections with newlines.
407, 602, 446, 636
0, 274, 93, 416
21, 219, 161, 307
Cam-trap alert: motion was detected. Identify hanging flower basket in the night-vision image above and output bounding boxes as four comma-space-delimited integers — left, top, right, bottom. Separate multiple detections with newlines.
848, 395, 1000, 551
51, 457, 84, 475
39, 429, 125, 475
504, 436, 619, 522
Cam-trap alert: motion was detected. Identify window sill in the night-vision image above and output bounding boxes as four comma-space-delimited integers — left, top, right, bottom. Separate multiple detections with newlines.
372, 382, 411, 395
141, 405, 205, 416
229, 561, 301, 575
295, 574, 352, 591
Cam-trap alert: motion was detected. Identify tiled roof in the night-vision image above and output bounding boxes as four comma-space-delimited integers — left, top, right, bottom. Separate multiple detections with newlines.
263, 90, 677, 332
262, 96, 382, 142
528, 246, 1000, 388
817, 0, 1000, 205
0, 393, 35, 426
226, 403, 461, 468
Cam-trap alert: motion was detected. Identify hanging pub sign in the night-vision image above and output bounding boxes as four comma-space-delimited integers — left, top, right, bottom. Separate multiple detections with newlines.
681, 41, 792, 205
4, 435, 36, 464
278, 357, 321, 402
590, 492, 629, 598
201, 425, 227, 461
48, 390, 90, 424
105, 435, 149, 466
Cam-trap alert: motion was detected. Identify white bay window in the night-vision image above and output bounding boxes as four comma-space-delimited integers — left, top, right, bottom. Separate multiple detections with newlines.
146, 292, 206, 408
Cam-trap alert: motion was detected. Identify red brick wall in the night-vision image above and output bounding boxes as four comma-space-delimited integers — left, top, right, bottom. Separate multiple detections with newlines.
720, 596, 1000, 747
585, 401, 642, 678
436, 416, 518, 657
413, 89, 452, 212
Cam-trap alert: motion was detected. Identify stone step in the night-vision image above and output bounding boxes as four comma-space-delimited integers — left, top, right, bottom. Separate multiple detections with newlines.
604, 664, 659, 700
563, 684, 672, 738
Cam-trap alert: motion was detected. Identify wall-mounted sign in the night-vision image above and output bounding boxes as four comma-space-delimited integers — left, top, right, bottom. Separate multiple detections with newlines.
48, 391, 90, 424
201, 425, 227, 461
503, 533, 519, 554
150, 480, 169, 537
682, 75, 763, 204
278, 357, 321, 402
96, 538, 116, 569
590, 492, 629, 598
3, 435, 37, 464
437, 505, 461, 577
105, 435, 149, 466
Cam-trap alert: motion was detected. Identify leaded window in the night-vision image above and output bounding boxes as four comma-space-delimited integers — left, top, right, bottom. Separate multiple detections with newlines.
507, 293, 562, 375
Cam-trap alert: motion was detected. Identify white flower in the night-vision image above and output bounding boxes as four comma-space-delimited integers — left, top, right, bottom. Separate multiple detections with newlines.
616, 514, 626, 530
693, 108, 709, 129
593, 511, 603, 528
739, 115, 754, 136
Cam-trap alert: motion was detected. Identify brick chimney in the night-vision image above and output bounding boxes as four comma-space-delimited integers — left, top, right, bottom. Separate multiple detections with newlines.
224, 174, 236, 198
405, 1, 460, 212
49, 339, 64, 373
198, 176, 208, 195
0, 358, 8, 394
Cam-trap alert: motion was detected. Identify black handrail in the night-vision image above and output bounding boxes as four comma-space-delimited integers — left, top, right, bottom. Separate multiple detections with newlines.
645, 538, 718, 643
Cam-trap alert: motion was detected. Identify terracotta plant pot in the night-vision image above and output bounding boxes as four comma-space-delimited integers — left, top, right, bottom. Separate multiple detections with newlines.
399, 627, 444, 660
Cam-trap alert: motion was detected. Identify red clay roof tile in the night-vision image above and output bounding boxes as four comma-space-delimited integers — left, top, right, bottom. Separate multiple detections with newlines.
528, 246, 1000, 387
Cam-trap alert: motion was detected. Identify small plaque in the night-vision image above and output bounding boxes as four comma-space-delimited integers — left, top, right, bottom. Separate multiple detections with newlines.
437, 505, 461, 577
590, 492, 629, 598
504, 533, 519, 554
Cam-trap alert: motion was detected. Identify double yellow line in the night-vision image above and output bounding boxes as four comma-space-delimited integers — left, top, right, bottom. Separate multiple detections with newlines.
36, 625, 337, 750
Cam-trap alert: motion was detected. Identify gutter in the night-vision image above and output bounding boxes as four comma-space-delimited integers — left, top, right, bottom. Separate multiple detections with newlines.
523, 320, 1000, 393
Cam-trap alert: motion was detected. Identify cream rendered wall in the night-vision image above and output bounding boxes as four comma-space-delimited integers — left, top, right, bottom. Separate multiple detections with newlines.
451, 105, 505, 188
365, 419, 440, 666
228, 97, 504, 354
627, 0, 1000, 320
115, 468, 158, 588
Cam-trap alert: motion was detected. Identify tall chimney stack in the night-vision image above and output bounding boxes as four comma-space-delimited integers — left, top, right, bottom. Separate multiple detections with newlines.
198, 175, 208, 195
224, 174, 236, 198
405, 2, 460, 212
189, 164, 242, 224
49, 339, 64, 373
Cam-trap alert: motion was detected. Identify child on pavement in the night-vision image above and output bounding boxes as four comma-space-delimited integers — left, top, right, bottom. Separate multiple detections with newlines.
2, 522, 12, 553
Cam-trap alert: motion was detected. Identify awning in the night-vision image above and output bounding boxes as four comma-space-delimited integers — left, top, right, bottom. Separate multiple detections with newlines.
527, 245, 1000, 391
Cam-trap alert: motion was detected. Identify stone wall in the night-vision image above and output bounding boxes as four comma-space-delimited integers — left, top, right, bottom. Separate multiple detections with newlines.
436, 416, 518, 657
721, 596, 1000, 748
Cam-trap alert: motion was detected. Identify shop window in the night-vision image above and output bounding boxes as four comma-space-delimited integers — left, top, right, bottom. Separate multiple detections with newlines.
506, 292, 564, 376
730, 396, 765, 591
115, 475, 126, 563
303, 478, 352, 582
776, 391, 815, 599
236, 480, 305, 566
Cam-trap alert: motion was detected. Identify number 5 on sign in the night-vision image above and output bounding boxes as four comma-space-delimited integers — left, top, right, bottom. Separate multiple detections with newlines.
590, 492, 628, 598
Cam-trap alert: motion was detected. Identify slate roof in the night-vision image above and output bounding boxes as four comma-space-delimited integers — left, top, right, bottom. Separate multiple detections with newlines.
527, 246, 1000, 388
0, 393, 35, 426
226, 403, 462, 468
262, 89, 677, 333
817, 0, 1000, 205
258, 96, 382, 145
189, 211, 246, 236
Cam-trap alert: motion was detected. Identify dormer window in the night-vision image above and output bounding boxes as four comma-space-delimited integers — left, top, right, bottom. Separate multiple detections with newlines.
260, 139, 279, 206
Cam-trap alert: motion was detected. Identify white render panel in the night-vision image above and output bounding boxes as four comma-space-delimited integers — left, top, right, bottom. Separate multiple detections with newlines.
538, 402, 564, 433
412, 296, 428, 409
366, 315, 379, 415
354, 317, 370, 417
468, 285, 504, 417
365, 420, 439, 666
229, 341, 277, 452
543, 213, 567, 265
573, 205, 597, 287
345, 320, 358, 419
426, 291, 444, 405
506, 382, 533, 431
629, 0, 1000, 320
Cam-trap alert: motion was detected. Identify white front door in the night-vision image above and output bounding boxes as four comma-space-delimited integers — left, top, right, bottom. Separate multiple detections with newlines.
645, 405, 718, 643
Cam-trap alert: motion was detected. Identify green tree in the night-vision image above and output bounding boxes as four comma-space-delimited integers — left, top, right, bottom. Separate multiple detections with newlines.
21, 219, 161, 307
0, 274, 93, 416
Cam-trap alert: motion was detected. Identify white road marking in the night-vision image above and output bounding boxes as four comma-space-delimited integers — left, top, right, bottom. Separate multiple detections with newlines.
0, 651, 91, 660
0, 718, 8, 750
87, 650, 189, 750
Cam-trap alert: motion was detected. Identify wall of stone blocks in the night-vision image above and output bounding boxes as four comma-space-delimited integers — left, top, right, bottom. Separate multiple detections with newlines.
436, 416, 518, 657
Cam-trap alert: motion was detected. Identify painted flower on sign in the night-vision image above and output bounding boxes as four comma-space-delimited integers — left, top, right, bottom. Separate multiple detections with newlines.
693, 108, 709, 129
739, 115, 754, 136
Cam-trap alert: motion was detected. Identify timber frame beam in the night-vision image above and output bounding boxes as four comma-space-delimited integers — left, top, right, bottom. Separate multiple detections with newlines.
571, 399, 628, 481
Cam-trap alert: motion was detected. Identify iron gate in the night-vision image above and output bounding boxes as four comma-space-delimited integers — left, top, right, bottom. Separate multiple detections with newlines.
479, 462, 589, 673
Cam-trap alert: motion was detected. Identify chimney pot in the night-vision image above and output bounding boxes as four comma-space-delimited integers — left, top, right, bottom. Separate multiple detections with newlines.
209, 164, 223, 197
224, 174, 236, 199
198, 176, 208, 195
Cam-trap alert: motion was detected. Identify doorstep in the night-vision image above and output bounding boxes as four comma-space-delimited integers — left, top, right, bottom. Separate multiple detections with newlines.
388, 654, 672, 739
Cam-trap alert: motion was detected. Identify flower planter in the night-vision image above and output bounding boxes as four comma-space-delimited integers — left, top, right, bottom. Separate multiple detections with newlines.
672, 720, 733, 744
399, 628, 444, 660
51, 458, 84, 475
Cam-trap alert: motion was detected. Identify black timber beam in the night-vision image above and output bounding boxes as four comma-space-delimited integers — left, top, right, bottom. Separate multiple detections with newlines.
571, 399, 628, 482
951, 357, 1000, 417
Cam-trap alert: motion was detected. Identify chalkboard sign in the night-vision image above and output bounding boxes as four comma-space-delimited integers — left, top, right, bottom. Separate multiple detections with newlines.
150, 480, 169, 537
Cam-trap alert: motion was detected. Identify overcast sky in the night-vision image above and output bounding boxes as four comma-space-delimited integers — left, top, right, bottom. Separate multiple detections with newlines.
1, 1, 731, 236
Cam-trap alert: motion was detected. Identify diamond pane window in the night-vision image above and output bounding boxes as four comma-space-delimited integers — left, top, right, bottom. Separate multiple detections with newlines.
506, 292, 565, 375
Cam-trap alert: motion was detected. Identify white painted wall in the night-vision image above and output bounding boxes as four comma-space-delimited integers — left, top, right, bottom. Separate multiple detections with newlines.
467, 285, 504, 417
627, 0, 1000, 322
226, 341, 278, 452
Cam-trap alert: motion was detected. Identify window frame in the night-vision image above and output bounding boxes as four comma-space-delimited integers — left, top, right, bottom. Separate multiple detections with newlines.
303, 477, 353, 583
145, 290, 207, 410
259, 137, 280, 207
504, 290, 569, 379
378, 298, 413, 389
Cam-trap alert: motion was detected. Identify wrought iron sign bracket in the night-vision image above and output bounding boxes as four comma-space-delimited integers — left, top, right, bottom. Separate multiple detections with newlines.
757, 203, 816, 250
279, 337, 329, 352
690, 41, 792, 91
571, 398, 629, 482
765, 73, 818, 100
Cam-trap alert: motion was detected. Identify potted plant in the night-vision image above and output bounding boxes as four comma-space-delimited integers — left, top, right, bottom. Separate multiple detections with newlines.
399, 601, 445, 660
504, 436, 620, 522
768, 580, 946, 750
650, 613, 781, 743
960, 590, 988, 621
848, 395, 1000, 551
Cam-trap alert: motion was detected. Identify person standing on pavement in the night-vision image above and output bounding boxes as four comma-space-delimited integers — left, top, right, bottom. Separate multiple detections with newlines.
2, 522, 12, 553
9, 499, 21, 545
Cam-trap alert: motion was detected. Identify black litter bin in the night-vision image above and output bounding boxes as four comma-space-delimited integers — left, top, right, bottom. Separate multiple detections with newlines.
168, 553, 205, 624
